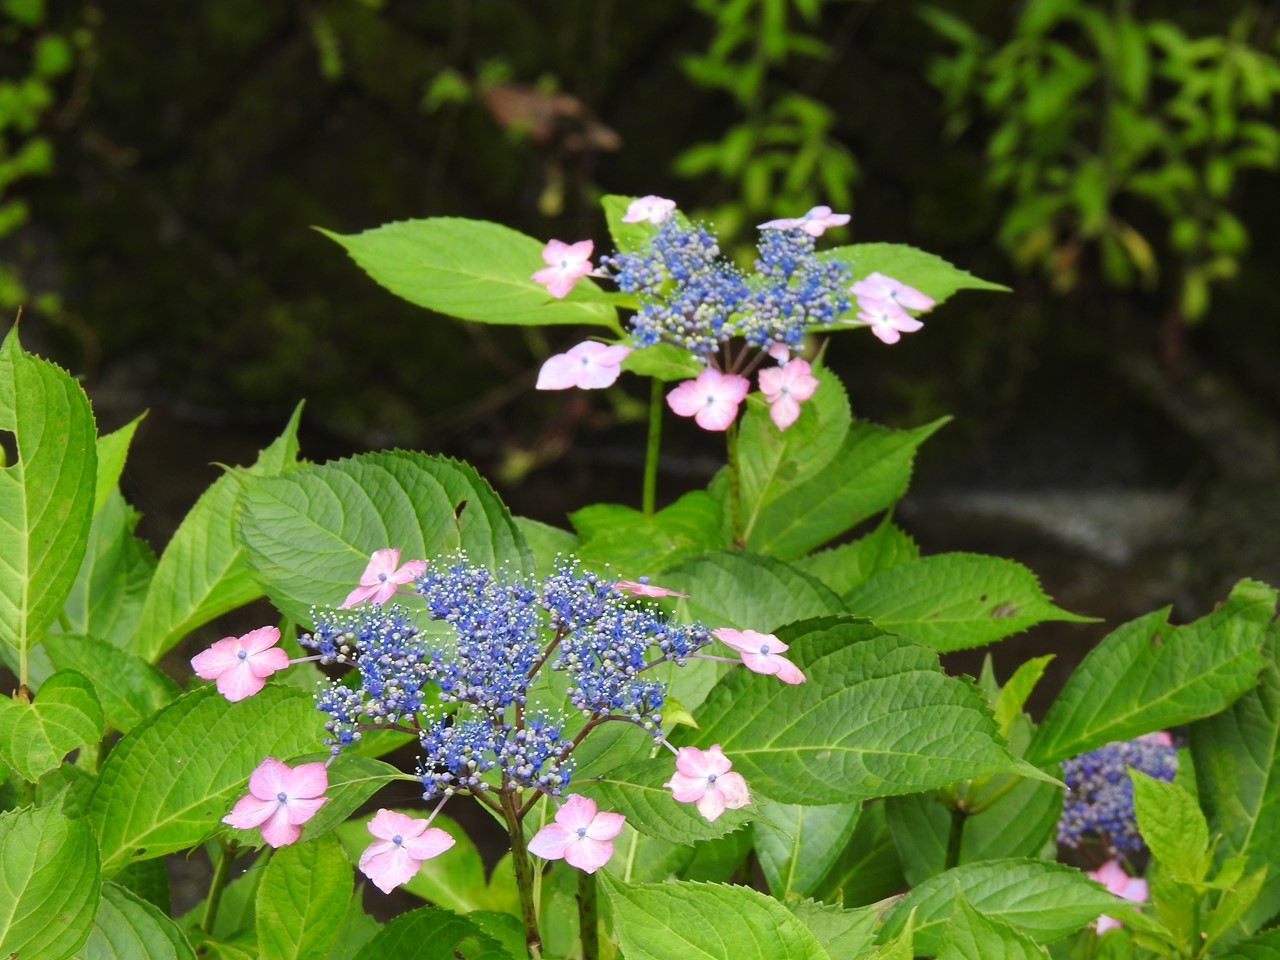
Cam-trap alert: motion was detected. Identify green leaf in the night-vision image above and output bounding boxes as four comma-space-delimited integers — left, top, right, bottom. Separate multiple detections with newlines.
572, 491, 728, 574
1028, 579, 1275, 765
73, 882, 196, 960
936, 894, 1051, 960
691, 619, 1046, 805
325, 895, 381, 960
843, 553, 1090, 652
296, 754, 404, 842
89, 685, 321, 874
620, 343, 703, 382
1132, 770, 1210, 882
994, 655, 1055, 738
43, 634, 180, 734
321, 218, 618, 330
1193, 621, 1280, 930
239, 450, 531, 624
602, 876, 831, 960
111, 858, 171, 914
0, 327, 97, 671
753, 798, 861, 898
665, 551, 844, 631
784, 899, 877, 959
129, 405, 303, 662
256, 835, 352, 960
795, 519, 918, 596
879, 859, 1121, 953
816, 800, 906, 907
1214, 927, 1280, 959
827, 243, 1008, 312
93, 413, 145, 514
601, 193, 657, 253
0, 802, 100, 960
513, 516, 578, 573
745, 418, 947, 559
351, 905, 512, 960
0, 669, 104, 780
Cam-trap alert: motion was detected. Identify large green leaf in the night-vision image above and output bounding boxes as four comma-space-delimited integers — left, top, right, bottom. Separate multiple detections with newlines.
1216, 928, 1280, 959
690, 619, 1045, 805
826, 243, 1008, 313
1132, 771, 1209, 882
513, 516, 578, 574
816, 800, 906, 908
620, 343, 703, 381
1192, 621, 1280, 929
0, 802, 100, 960
256, 835, 352, 960
129, 405, 303, 662
571, 490, 728, 574
239, 450, 531, 624
1028, 579, 1276, 765
74, 882, 196, 960
843, 553, 1090, 652
785, 900, 878, 960
43, 634, 180, 734
745, 418, 947, 559
0, 669, 104, 780
795, 519, 918, 596
89, 685, 322, 874
351, 905, 511, 960
603, 876, 831, 960
0, 328, 97, 673
666, 550, 845, 632
321, 218, 619, 330
878, 859, 1121, 953
295, 753, 405, 843
753, 798, 861, 899
936, 895, 1051, 960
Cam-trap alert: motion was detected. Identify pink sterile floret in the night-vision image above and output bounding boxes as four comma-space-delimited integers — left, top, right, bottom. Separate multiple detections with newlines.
614, 576, 689, 599
190, 625, 289, 702
856, 303, 925, 346
850, 271, 936, 314
223, 756, 329, 848
664, 744, 751, 822
532, 239, 595, 299
1089, 859, 1149, 933
666, 368, 751, 432
527, 794, 625, 874
341, 548, 428, 608
358, 808, 456, 894
758, 205, 851, 237
757, 359, 820, 431
536, 340, 633, 391
712, 628, 807, 684
621, 195, 676, 225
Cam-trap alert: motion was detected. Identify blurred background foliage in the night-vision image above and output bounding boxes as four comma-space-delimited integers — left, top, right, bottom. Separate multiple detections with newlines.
2, 0, 1279, 622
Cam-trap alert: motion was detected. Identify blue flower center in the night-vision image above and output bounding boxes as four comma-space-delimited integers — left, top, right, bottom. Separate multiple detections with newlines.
576, 827, 588, 838
707, 773, 717, 783
237, 650, 248, 660
758, 644, 771, 655
276, 791, 288, 802
392, 834, 403, 845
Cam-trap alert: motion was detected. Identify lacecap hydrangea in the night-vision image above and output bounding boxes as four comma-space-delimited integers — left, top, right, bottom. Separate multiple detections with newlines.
1057, 732, 1177, 855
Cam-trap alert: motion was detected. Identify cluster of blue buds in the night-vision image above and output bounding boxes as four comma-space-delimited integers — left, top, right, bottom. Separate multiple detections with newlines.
1057, 733, 1178, 854
301, 553, 713, 803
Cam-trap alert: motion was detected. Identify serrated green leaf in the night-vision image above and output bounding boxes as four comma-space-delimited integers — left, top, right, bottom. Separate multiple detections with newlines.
691, 618, 1044, 805
238, 450, 531, 624
296, 753, 404, 842
605, 824, 695, 883
43, 634, 180, 734
0, 669, 104, 780
745, 418, 946, 559
0, 327, 97, 673
785, 899, 878, 959
111, 858, 171, 914
0, 802, 100, 960
325, 894, 381, 960
89, 685, 321, 874
321, 218, 619, 330
1132, 771, 1210, 882
753, 798, 861, 898
796, 519, 918, 596
1205, 866, 1268, 949
816, 800, 906, 907
73, 882, 196, 960
93, 413, 145, 514
827, 243, 1008, 312
1214, 927, 1280, 959
129, 405, 303, 662
602, 876, 831, 960
936, 894, 1051, 960
880, 859, 1121, 953
620, 343, 703, 381
572, 490, 728, 574
513, 516, 578, 573
994, 655, 1055, 738
666, 551, 844, 631
256, 835, 352, 960
351, 905, 512, 960
844, 553, 1090, 652
1028, 579, 1275, 766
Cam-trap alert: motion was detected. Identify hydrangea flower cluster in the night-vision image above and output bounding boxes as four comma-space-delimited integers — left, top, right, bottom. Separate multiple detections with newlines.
199, 548, 804, 888
1057, 732, 1177, 855
531, 197, 936, 432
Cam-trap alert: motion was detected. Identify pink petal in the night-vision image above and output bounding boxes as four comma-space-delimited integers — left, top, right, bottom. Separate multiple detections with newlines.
770, 655, 808, 684
390, 560, 428, 585
615, 579, 689, 599
767, 342, 790, 362
239, 626, 282, 655
190, 638, 243, 679
537, 352, 585, 390
585, 810, 626, 842
768, 395, 802, 431
666, 378, 706, 418
621, 196, 676, 224
339, 583, 378, 609
556, 794, 599, 831
1095, 914, 1122, 934
714, 771, 751, 810
258, 806, 303, 848
366, 808, 421, 842
247, 757, 292, 800
215, 665, 269, 703
248, 648, 290, 679
367, 580, 400, 605
1089, 860, 1130, 894
223, 794, 277, 831
695, 401, 740, 432
360, 840, 419, 894
359, 549, 401, 586
664, 770, 709, 804
871, 324, 902, 345
712, 628, 787, 656
695, 788, 729, 822
282, 761, 330, 800
675, 745, 732, 779
563, 836, 614, 874
527, 823, 575, 860
285, 795, 329, 826
402, 827, 455, 861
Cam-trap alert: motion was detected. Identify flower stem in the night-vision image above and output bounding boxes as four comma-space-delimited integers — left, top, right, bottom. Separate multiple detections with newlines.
944, 804, 966, 871
502, 791, 543, 959
726, 421, 744, 546
643, 377, 663, 517
200, 840, 237, 936
577, 865, 600, 960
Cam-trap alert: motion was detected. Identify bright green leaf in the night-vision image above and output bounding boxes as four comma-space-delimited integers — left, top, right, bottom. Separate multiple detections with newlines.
73, 882, 196, 960
43, 634, 179, 734
1132, 770, 1210, 882
92, 413, 144, 514
256, 835, 352, 960
665, 551, 844, 632
795, 519, 918, 596
572, 491, 727, 574
753, 798, 861, 898
936, 894, 1051, 960
0, 669, 104, 780
785, 899, 878, 959
816, 800, 906, 907
826, 243, 1008, 313
351, 905, 511, 960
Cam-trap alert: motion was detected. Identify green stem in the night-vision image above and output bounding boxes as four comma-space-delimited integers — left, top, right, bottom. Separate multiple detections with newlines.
726, 421, 743, 546
944, 804, 966, 871
577, 866, 599, 960
200, 841, 237, 936
642, 377, 663, 517
502, 792, 543, 959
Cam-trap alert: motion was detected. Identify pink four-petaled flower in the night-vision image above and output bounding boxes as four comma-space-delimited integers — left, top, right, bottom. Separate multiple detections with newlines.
757, 359, 820, 431
758, 205, 850, 237
615, 576, 689, 599
664, 744, 751, 822
666, 368, 751, 432
527, 794, 625, 874
621, 195, 676, 224
190, 626, 289, 702
712, 628, 807, 684
536, 340, 633, 391
856, 303, 925, 346
222, 756, 329, 848
1089, 859, 1148, 933
341, 548, 427, 608
532, 239, 595, 299
358, 808, 456, 894
850, 272, 936, 313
